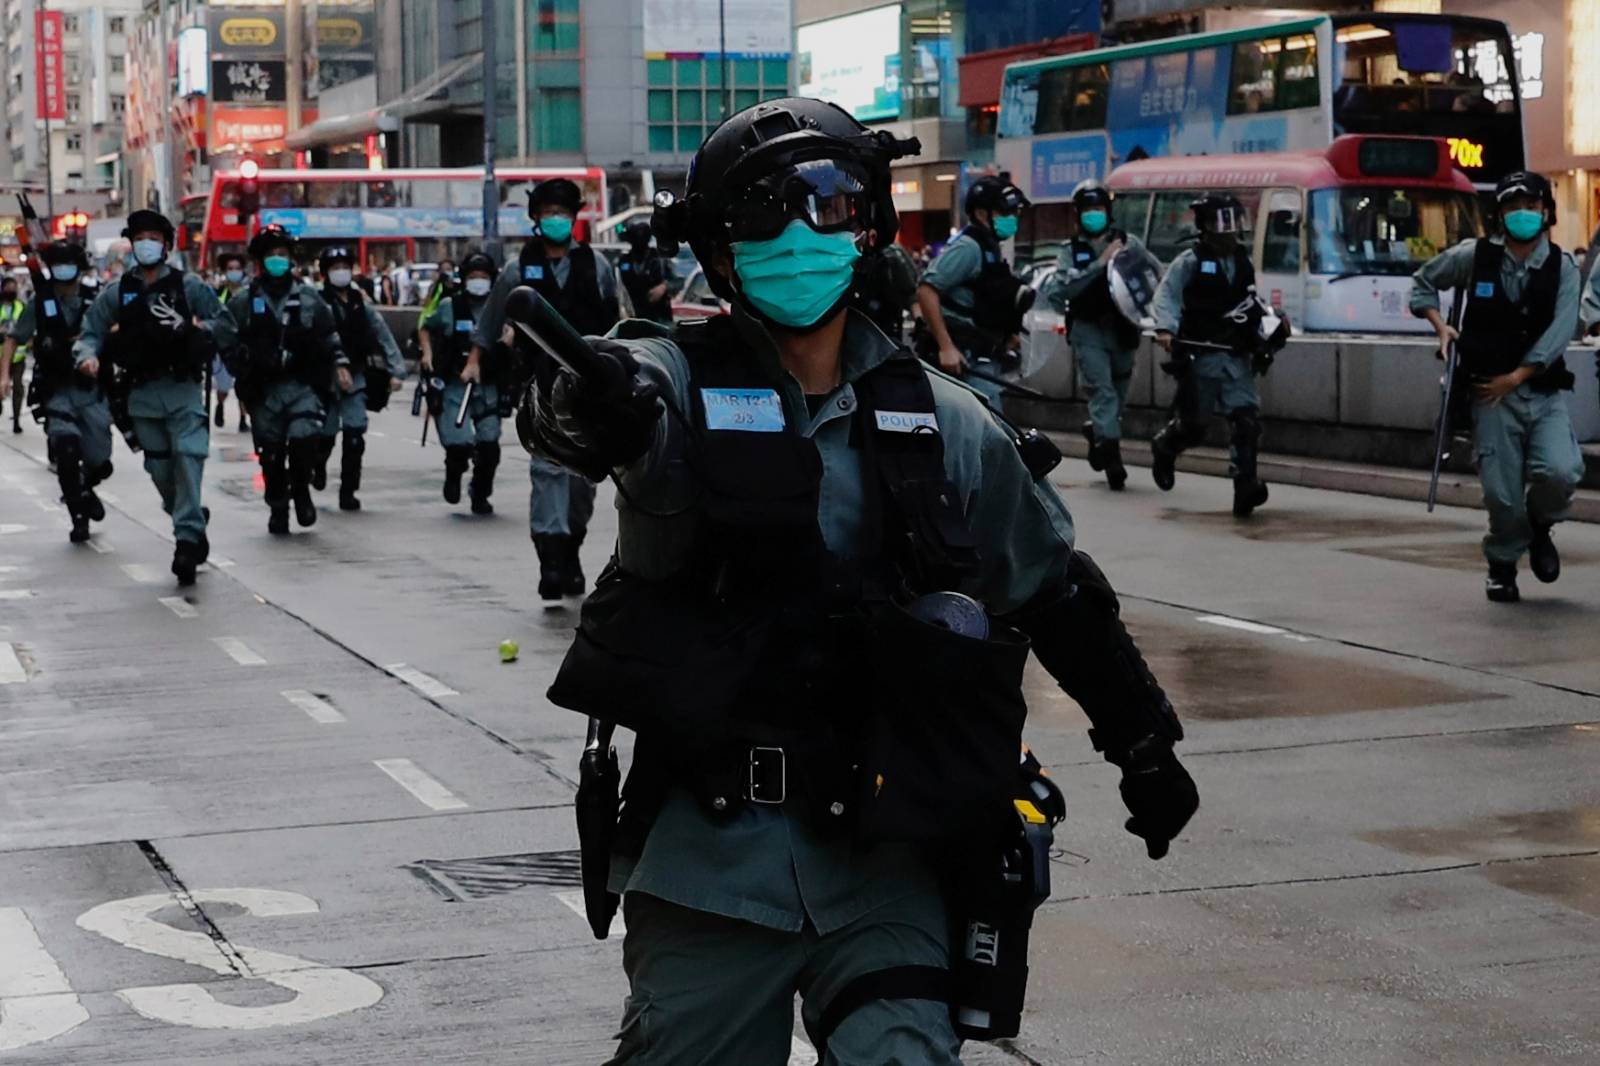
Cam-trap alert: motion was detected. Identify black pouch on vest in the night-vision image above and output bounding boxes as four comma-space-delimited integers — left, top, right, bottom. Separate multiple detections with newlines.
853, 603, 1030, 844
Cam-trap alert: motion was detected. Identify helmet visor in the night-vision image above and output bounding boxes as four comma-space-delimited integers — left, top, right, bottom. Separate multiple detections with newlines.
1207, 205, 1248, 234
723, 158, 870, 242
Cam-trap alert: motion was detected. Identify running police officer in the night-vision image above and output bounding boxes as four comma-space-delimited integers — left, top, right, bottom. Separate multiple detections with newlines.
314, 245, 405, 512
469, 177, 620, 598
520, 97, 1198, 1064
1414, 171, 1585, 603
1149, 193, 1273, 516
1, 240, 112, 542
213, 251, 250, 433
223, 225, 346, 535
2, 272, 24, 433
75, 210, 232, 586
916, 176, 1031, 406
421, 250, 502, 514
1043, 180, 1148, 491
617, 219, 674, 326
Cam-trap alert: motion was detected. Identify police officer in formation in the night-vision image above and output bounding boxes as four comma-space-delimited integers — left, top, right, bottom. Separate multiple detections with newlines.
916, 175, 1031, 406
1, 273, 25, 434
616, 218, 674, 326
1149, 192, 1273, 517
1044, 179, 1147, 491
223, 225, 346, 535
314, 245, 405, 512
75, 210, 230, 585
522, 97, 1198, 1064
1413, 172, 1585, 603
471, 177, 619, 599
1, 241, 112, 543
420, 250, 502, 514
213, 251, 250, 433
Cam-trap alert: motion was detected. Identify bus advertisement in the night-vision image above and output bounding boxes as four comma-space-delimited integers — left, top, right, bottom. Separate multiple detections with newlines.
997, 13, 1525, 221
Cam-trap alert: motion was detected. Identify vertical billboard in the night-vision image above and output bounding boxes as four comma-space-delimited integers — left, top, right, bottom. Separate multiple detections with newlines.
797, 5, 903, 123
34, 10, 66, 121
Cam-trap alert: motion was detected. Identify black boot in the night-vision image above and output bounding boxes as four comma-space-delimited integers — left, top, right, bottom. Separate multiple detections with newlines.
443, 445, 471, 504
1103, 440, 1128, 492
311, 435, 333, 491
1150, 425, 1180, 492
81, 487, 106, 522
1082, 421, 1103, 471
1232, 478, 1269, 517
562, 534, 587, 596
1229, 410, 1267, 517
171, 540, 202, 587
239, 412, 250, 434
1528, 515, 1560, 584
1486, 561, 1520, 603
55, 437, 87, 540
533, 535, 565, 602
470, 441, 500, 515
339, 432, 365, 511
214, 397, 226, 428
288, 438, 319, 528
260, 446, 291, 535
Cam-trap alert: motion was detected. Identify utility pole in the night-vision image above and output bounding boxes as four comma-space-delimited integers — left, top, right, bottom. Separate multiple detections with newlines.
481, 0, 499, 258
718, 0, 729, 122
286, 0, 303, 134
40, 0, 56, 220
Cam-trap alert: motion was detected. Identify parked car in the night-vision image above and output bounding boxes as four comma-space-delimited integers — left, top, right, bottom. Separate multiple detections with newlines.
671, 266, 728, 319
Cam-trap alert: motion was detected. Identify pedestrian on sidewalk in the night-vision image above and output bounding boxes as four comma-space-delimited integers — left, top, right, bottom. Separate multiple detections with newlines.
1414, 171, 1585, 603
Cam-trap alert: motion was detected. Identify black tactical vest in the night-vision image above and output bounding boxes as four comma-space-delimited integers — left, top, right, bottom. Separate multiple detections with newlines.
956, 225, 1026, 334
112, 270, 202, 381
434, 292, 485, 379
1458, 238, 1571, 389
518, 242, 619, 337
325, 286, 376, 363
618, 251, 672, 324
238, 283, 322, 388
1179, 245, 1255, 346
1064, 235, 1117, 323
30, 285, 87, 384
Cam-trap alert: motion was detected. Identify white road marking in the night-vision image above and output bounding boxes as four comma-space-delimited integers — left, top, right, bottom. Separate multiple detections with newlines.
32, 498, 54, 513
207, 555, 236, 569
383, 662, 457, 698
212, 637, 266, 666
121, 563, 161, 584
98, 491, 121, 504
15, 483, 38, 496
0, 643, 26, 684
0, 589, 33, 600
0, 907, 90, 1051
0, 524, 28, 535
158, 596, 199, 619
373, 758, 468, 810
367, 430, 385, 438
281, 689, 345, 724
553, 890, 625, 937
77, 889, 383, 1030
1196, 614, 1286, 636
86, 538, 114, 554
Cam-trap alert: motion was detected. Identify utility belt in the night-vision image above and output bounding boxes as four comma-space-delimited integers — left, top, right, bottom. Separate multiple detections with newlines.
111, 331, 212, 388
1462, 352, 1576, 394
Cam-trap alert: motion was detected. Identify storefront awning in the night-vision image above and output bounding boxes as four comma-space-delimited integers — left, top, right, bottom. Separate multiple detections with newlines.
285, 52, 481, 151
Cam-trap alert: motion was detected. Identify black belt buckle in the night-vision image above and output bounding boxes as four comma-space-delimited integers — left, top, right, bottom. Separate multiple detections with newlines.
746, 746, 787, 805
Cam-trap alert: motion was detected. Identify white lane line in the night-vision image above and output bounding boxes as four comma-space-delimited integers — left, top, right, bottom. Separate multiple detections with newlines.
0, 524, 29, 535
15, 483, 38, 496
211, 636, 266, 666
121, 563, 161, 584
0, 589, 35, 600
86, 538, 114, 554
32, 498, 54, 513
158, 596, 199, 619
281, 689, 345, 724
1195, 614, 1286, 636
0, 565, 19, 574
553, 890, 627, 938
0, 907, 90, 1051
207, 554, 236, 569
367, 430, 386, 438
0, 642, 26, 684
373, 759, 468, 811
97, 491, 121, 504
383, 663, 457, 698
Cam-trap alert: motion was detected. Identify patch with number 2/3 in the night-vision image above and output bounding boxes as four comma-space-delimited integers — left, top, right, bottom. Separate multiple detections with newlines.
701, 388, 785, 432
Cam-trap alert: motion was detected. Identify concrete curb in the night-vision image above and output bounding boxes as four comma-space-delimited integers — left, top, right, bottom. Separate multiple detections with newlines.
1045, 431, 1600, 524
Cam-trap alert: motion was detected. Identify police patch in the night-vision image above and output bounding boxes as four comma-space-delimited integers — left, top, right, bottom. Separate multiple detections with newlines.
1474, 281, 1495, 298
523, 265, 545, 281
1200, 261, 1219, 275
874, 410, 939, 434
701, 388, 784, 432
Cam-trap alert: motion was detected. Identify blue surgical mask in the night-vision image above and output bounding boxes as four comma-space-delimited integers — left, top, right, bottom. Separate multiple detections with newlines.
263, 255, 292, 278
732, 220, 861, 329
993, 214, 1020, 240
51, 264, 79, 282
132, 239, 166, 267
540, 215, 574, 243
225, 268, 245, 285
1080, 209, 1109, 236
1503, 209, 1544, 242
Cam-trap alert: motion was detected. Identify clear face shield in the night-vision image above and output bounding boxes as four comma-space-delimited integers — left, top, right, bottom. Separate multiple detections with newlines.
1207, 205, 1248, 235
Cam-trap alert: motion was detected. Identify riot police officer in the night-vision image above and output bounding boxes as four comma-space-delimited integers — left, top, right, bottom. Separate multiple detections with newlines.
1149, 192, 1274, 517
1, 241, 112, 542
223, 225, 346, 535
314, 245, 405, 512
213, 251, 250, 433
916, 176, 1031, 406
469, 177, 619, 598
617, 219, 674, 326
1417, 171, 1584, 603
75, 210, 233, 586
519, 97, 1198, 1064
421, 250, 502, 514
1043, 180, 1148, 491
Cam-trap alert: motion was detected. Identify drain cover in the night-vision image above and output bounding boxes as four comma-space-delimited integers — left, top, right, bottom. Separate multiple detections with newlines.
406, 850, 583, 901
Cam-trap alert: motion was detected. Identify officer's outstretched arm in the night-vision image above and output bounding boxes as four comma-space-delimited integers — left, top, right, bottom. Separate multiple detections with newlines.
1010, 551, 1199, 859
530, 337, 668, 482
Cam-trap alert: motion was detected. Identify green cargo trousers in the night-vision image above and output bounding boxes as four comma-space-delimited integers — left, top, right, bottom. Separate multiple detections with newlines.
605, 891, 963, 1066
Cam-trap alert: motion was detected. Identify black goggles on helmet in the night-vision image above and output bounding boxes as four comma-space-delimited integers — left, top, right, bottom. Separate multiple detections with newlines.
721, 159, 871, 243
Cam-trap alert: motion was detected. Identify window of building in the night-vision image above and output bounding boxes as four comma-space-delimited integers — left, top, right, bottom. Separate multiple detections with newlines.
534, 87, 581, 152
1228, 34, 1318, 115
61, 14, 79, 33
109, 17, 126, 34
648, 56, 788, 156
532, 0, 580, 54
525, 0, 581, 154
65, 133, 82, 152
110, 95, 126, 116
110, 56, 125, 74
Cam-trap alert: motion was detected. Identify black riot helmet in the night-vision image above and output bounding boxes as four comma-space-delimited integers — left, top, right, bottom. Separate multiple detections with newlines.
621, 218, 653, 250
529, 178, 583, 217
123, 208, 175, 245
1494, 170, 1557, 224
964, 175, 1030, 219
1191, 192, 1249, 235
1070, 179, 1113, 211
42, 238, 90, 271
317, 244, 356, 272
651, 97, 920, 311
247, 223, 298, 260
458, 249, 498, 279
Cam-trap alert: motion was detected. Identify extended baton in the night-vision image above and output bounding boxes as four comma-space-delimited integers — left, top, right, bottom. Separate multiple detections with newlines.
503, 286, 609, 383
455, 381, 474, 428
1426, 288, 1469, 513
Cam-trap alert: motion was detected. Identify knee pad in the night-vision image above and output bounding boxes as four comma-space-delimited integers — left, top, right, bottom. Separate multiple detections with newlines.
1229, 408, 1262, 448
92, 460, 113, 483
343, 431, 366, 457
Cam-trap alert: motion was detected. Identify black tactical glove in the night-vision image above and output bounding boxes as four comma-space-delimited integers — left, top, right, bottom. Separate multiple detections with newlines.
542, 338, 661, 479
1110, 737, 1198, 860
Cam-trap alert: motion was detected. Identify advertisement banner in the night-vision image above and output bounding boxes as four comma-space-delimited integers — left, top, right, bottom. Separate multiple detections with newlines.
34, 10, 65, 122
208, 5, 287, 58
212, 106, 316, 152
798, 5, 903, 122
1030, 133, 1108, 199
643, 0, 791, 57
212, 59, 287, 103
259, 206, 539, 239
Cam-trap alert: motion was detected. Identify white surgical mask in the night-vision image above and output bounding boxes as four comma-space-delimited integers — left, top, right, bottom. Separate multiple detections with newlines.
225, 268, 245, 285
328, 267, 353, 288
52, 264, 80, 282
464, 276, 492, 297
132, 239, 166, 267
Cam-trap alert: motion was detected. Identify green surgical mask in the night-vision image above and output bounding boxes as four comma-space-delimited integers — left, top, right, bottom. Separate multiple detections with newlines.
1502, 209, 1544, 242
993, 214, 1019, 240
263, 255, 292, 278
732, 219, 861, 329
1080, 209, 1109, 235
540, 215, 574, 243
